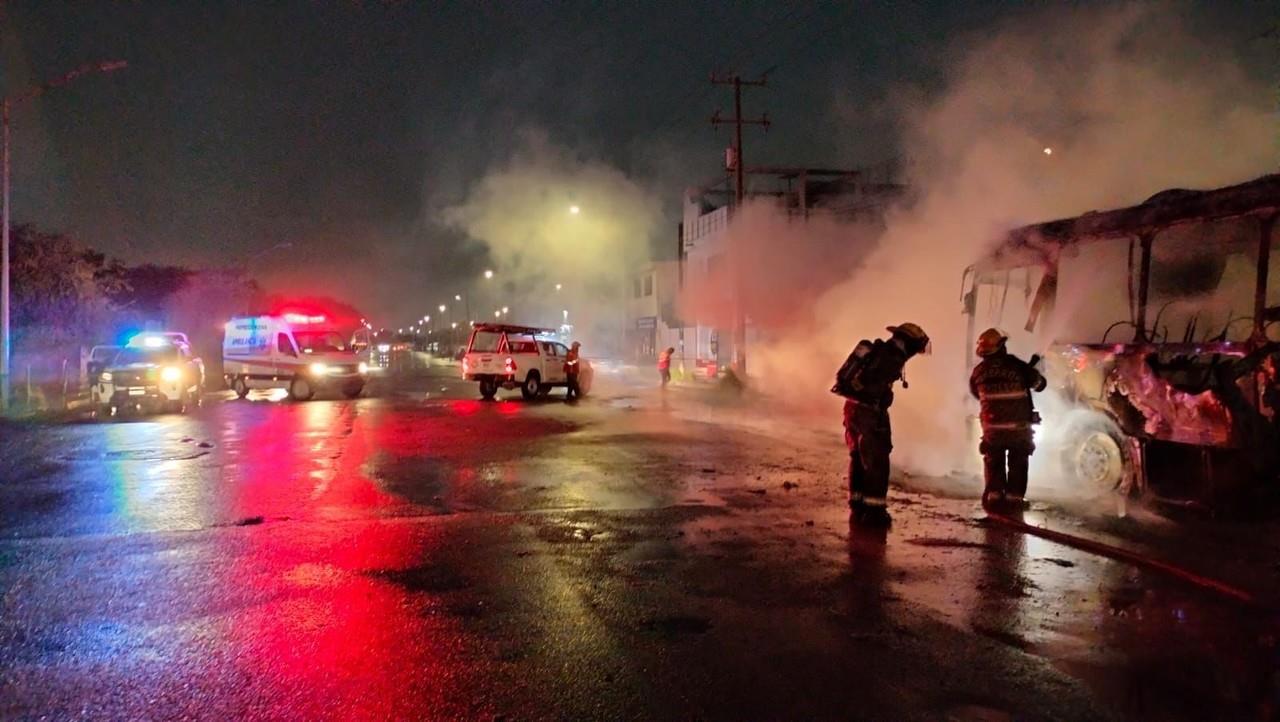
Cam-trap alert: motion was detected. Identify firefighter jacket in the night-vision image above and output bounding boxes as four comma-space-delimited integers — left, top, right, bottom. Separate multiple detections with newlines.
657, 350, 672, 371
835, 339, 909, 409
969, 351, 1046, 434
564, 348, 580, 376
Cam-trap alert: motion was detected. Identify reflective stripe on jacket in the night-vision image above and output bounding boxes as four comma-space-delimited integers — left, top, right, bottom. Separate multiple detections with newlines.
969, 351, 1046, 431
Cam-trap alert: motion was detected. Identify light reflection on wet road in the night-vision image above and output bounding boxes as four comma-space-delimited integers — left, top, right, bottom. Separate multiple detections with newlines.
1, 378, 1277, 720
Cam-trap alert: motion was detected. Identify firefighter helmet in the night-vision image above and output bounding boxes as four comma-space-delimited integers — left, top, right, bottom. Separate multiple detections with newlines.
887, 322, 930, 354
976, 328, 1008, 357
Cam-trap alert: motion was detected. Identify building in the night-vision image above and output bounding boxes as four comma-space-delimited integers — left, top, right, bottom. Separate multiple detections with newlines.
623, 260, 681, 364
676, 166, 905, 374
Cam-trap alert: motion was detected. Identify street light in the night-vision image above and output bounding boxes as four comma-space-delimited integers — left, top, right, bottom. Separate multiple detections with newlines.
2, 59, 127, 408
555, 283, 562, 292
438, 304, 446, 313
501, 306, 509, 314
569, 205, 580, 215
483, 269, 494, 280
454, 294, 462, 301
493, 310, 501, 318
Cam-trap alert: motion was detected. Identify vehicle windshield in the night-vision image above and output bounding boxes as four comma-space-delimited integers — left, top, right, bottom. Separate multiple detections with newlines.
294, 331, 347, 353
469, 331, 501, 353
116, 347, 179, 365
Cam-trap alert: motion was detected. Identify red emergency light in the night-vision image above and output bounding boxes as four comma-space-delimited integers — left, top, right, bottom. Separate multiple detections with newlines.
283, 313, 327, 325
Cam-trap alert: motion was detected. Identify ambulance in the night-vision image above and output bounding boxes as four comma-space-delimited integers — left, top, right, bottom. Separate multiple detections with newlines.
223, 314, 368, 400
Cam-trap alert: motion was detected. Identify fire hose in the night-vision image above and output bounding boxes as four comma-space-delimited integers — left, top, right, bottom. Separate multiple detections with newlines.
984, 511, 1261, 607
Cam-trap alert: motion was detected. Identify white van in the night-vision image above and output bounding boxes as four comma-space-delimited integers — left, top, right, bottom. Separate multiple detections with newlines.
223, 315, 368, 400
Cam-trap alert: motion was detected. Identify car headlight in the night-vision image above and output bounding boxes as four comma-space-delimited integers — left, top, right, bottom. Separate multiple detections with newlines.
376, 344, 391, 352
358, 362, 369, 374
309, 362, 330, 376
160, 366, 182, 383
100, 371, 113, 383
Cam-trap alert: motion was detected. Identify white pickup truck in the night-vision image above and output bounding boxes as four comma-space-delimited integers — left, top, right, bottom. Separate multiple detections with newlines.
462, 323, 592, 400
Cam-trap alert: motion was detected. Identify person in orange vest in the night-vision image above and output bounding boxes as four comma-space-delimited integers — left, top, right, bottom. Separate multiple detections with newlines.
969, 328, 1046, 511
657, 346, 675, 388
564, 341, 582, 402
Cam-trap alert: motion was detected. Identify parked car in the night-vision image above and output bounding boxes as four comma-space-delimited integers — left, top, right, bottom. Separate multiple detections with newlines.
93, 334, 204, 416
462, 323, 592, 400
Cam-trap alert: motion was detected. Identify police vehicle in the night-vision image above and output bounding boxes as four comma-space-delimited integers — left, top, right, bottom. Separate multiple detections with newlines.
92, 333, 205, 417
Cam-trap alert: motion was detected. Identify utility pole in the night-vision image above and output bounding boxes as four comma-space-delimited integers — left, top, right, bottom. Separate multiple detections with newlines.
710, 73, 769, 377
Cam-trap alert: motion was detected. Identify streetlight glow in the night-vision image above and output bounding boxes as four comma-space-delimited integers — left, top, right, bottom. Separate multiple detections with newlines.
569, 205, 580, 215
1043, 147, 1053, 155
454, 294, 462, 301
483, 269, 494, 279
501, 306, 509, 314
555, 283, 562, 291
494, 310, 501, 318
438, 304, 447, 313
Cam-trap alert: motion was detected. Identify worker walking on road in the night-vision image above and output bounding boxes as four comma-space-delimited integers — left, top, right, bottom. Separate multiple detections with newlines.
969, 328, 1046, 511
831, 322, 931, 526
658, 347, 674, 388
564, 341, 582, 402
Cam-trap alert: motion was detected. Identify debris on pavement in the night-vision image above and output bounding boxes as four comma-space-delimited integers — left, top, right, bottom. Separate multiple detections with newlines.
1040, 558, 1076, 568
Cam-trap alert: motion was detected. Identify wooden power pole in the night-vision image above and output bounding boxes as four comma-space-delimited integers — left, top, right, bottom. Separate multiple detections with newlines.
710, 73, 769, 377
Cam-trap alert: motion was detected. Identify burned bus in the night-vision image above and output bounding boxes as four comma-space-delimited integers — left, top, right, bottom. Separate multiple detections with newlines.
961, 174, 1279, 509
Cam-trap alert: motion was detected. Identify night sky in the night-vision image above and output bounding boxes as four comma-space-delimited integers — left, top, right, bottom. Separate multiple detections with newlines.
0, 1, 1271, 323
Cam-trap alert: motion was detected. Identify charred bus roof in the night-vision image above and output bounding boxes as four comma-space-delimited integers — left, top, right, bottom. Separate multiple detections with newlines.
978, 174, 1280, 272
971, 173, 1280, 346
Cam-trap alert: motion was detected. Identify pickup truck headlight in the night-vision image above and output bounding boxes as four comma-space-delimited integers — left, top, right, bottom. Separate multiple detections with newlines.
160, 366, 182, 383
100, 371, 113, 383
309, 362, 330, 376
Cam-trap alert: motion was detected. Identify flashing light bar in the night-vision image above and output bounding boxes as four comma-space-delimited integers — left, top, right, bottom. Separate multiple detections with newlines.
126, 334, 170, 348
284, 313, 327, 325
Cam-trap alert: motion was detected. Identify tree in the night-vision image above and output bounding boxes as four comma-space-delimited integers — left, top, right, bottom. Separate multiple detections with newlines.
9, 225, 122, 350
112, 264, 194, 314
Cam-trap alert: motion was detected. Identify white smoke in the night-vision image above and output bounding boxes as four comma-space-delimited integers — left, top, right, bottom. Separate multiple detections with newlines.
745, 4, 1275, 476
441, 133, 663, 352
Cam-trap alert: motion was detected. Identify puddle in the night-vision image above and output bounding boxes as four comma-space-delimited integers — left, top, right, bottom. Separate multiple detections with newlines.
366, 562, 472, 593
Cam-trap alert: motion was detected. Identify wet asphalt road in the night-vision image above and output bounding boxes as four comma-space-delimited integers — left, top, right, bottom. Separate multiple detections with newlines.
2, 368, 1278, 721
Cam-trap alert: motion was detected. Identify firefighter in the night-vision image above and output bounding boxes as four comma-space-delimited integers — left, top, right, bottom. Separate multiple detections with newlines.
658, 347, 674, 388
969, 328, 1046, 511
564, 341, 582, 402
832, 322, 931, 526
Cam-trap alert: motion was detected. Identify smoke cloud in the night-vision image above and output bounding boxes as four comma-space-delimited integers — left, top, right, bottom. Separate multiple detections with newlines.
441, 133, 663, 350
744, 4, 1275, 477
